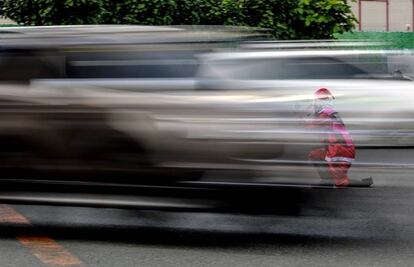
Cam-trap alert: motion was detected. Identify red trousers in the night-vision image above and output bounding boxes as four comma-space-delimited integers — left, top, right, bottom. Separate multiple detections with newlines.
308, 147, 352, 187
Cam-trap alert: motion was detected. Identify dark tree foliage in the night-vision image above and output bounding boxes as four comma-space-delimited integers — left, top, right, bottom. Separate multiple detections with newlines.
3, 0, 103, 25
3, 0, 356, 39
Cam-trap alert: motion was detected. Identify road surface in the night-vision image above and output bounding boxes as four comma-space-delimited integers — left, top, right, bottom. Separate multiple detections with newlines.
0, 148, 414, 266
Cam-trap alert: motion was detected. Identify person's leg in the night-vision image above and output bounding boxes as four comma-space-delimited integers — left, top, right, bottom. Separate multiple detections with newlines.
328, 162, 351, 187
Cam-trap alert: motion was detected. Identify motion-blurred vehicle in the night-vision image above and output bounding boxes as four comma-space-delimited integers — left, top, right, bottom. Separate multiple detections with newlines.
0, 25, 263, 82
0, 26, 412, 212
25, 49, 414, 180
196, 48, 414, 148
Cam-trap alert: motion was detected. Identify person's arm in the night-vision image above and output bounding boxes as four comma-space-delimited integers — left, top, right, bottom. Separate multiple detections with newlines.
315, 112, 335, 146
306, 112, 331, 128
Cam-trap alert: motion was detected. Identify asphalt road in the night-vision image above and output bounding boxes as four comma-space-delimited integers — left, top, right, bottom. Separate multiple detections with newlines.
0, 179, 413, 267
0, 148, 414, 267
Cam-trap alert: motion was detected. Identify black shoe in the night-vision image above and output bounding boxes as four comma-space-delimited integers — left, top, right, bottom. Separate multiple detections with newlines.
348, 177, 373, 187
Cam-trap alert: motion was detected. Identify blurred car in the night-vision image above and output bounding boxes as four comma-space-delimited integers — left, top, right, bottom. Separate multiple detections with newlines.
0, 25, 263, 83
196, 48, 414, 147
0, 27, 412, 211
26, 49, 414, 179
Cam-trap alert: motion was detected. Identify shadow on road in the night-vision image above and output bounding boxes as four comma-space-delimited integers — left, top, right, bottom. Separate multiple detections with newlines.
0, 222, 380, 249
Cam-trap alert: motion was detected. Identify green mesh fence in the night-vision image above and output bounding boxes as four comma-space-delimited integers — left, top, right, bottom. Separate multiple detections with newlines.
337, 32, 414, 49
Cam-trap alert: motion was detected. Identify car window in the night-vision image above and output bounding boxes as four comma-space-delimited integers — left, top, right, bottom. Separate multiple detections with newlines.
66, 50, 201, 78
201, 57, 372, 80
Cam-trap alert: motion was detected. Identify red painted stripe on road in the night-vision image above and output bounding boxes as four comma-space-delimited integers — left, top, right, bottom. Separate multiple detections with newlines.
0, 204, 85, 267
18, 236, 84, 267
0, 204, 30, 224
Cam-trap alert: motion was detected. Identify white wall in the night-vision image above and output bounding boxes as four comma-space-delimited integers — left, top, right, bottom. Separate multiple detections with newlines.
350, 0, 413, 32
389, 0, 412, 31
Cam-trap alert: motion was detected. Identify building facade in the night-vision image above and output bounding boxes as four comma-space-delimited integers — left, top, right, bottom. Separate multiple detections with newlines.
349, 0, 414, 31
350, 0, 414, 32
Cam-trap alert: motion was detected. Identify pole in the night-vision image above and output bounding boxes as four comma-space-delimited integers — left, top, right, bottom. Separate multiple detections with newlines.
412, 0, 414, 31
385, 0, 389, 31
358, 0, 362, 31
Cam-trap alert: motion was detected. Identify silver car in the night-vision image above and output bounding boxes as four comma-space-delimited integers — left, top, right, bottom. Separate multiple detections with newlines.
32, 48, 413, 184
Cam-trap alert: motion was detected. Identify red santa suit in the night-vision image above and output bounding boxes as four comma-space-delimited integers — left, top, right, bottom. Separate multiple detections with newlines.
307, 88, 355, 187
